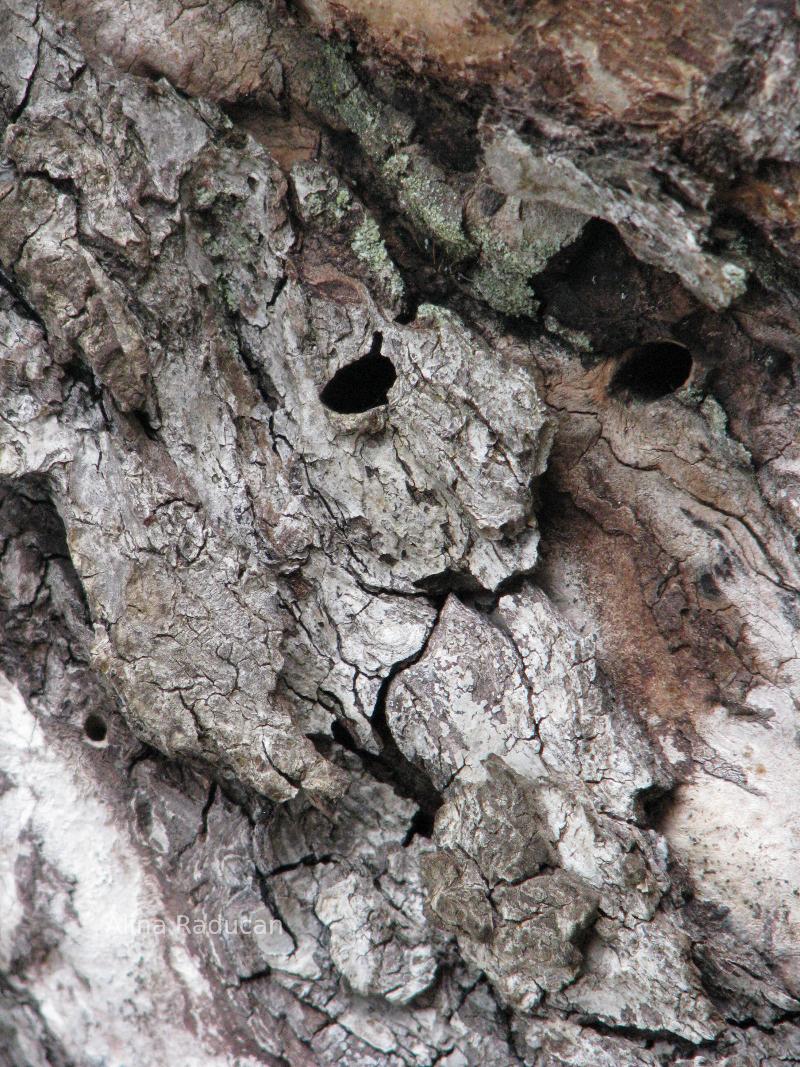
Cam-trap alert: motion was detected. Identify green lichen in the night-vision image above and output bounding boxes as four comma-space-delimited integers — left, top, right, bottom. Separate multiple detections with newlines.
193, 184, 219, 210
468, 221, 542, 316
382, 152, 475, 264
465, 198, 587, 318
470, 264, 537, 318
310, 44, 472, 264
292, 160, 406, 309
678, 383, 706, 408
304, 184, 352, 226
415, 303, 458, 331
542, 316, 593, 353
311, 43, 411, 162
309, 41, 588, 306
215, 273, 238, 315
291, 160, 355, 229
350, 216, 405, 306
308, 41, 357, 115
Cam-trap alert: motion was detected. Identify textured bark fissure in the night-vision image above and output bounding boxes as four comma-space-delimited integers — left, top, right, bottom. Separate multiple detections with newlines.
3, 1, 800, 1064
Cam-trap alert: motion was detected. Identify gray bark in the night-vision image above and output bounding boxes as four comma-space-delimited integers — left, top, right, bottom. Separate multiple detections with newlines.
1, 1, 800, 1064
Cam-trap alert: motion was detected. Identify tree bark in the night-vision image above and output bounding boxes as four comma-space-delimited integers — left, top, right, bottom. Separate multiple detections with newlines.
1, 1, 800, 1064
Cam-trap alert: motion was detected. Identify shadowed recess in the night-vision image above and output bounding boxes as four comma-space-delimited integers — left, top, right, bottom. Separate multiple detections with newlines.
610, 340, 692, 401
320, 332, 396, 414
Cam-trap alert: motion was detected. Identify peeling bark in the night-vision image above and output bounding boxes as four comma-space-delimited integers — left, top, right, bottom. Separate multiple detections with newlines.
2, 1, 800, 1064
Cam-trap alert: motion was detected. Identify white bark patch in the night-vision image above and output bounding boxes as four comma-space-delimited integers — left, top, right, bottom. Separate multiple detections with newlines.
0, 673, 260, 1067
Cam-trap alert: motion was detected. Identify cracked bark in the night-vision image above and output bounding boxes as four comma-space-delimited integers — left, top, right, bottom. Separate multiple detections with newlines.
1, 1, 800, 1064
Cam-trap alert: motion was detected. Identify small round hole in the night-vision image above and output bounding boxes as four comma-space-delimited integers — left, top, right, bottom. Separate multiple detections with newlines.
610, 340, 692, 401
84, 713, 108, 744
320, 331, 396, 414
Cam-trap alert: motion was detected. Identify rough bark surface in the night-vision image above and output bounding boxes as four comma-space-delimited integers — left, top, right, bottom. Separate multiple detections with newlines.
1, 1, 800, 1064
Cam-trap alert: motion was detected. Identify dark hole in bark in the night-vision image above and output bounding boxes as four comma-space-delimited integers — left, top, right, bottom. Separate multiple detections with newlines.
320, 332, 396, 414
84, 713, 108, 743
610, 340, 692, 401
402, 806, 436, 845
639, 783, 677, 832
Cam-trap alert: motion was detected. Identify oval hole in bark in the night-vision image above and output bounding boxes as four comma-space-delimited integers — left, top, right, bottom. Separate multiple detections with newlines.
84, 713, 108, 744
320, 332, 396, 414
610, 340, 692, 401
